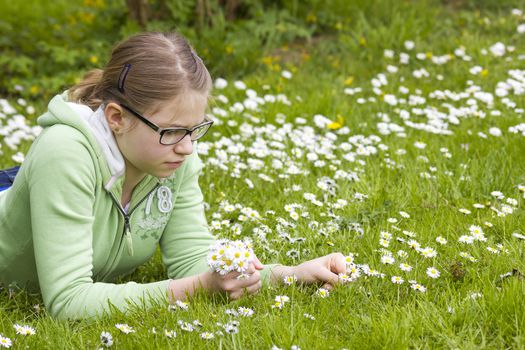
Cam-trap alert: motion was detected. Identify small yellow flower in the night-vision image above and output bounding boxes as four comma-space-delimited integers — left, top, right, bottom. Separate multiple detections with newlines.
89, 55, 98, 64
327, 114, 345, 130
481, 69, 489, 77
306, 13, 317, 23
262, 56, 273, 66
30, 86, 40, 95
359, 37, 367, 46
344, 76, 354, 86
79, 12, 95, 24
426, 52, 433, 59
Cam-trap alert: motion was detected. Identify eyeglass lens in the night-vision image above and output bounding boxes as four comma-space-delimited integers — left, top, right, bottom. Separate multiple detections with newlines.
160, 123, 211, 145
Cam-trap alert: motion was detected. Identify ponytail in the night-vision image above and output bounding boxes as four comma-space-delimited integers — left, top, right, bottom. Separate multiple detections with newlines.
68, 69, 104, 110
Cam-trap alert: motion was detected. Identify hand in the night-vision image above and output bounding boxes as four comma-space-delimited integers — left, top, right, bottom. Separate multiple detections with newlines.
273, 253, 347, 289
203, 256, 264, 300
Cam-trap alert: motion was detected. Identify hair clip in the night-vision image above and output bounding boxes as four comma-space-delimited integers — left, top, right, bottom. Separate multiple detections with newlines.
190, 48, 203, 63
117, 63, 132, 93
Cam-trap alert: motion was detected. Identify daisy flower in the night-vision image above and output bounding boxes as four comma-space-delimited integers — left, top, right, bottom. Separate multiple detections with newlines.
397, 250, 408, 258
315, 288, 330, 298
164, 329, 176, 338
178, 321, 194, 332
115, 324, 135, 334
100, 331, 113, 347
459, 235, 474, 244
380, 255, 395, 265
275, 295, 290, 303
169, 300, 189, 311
380, 231, 392, 240
391, 276, 404, 284
512, 232, 525, 240
411, 283, 427, 293
238, 307, 254, 317
0, 335, 12, 348
399, 211, 410, 218
407, 239, 420, 250
283, 275, 297, 286
399, 263, 413, 272
338, 273, 352, 283
426, 267, 441, 278
201, 332, 215, 339
436, 236, 447, 245
490, 191, 504, 199
304, 313, 316, 320
224, 324, 239, 334
469, 292, 482, 300
459, 252, 478, 262
13, 324, 36, 336
419, 247, 437, 258
344, 255, 355, 265
459, 208, 471, 215
471, 231, 487, 242
272, 295, 290, 309
486, 247, 499, 254
469, 225, 483, 235
379, 238, 390, 248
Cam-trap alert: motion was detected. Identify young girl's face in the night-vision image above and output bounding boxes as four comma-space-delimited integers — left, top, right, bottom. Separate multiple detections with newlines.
116, 91, 209, 180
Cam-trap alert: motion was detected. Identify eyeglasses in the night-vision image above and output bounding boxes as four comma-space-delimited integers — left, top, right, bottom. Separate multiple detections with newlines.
120, 104, 214, 145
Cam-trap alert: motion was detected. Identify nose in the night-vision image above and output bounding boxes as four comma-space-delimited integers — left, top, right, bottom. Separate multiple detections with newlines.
173, 134, 193, 155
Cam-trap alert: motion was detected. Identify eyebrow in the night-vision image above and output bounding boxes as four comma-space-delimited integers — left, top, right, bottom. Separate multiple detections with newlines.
162, 117, 206, 129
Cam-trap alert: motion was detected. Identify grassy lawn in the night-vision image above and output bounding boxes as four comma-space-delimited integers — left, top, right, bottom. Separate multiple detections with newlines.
1, 2, 525, 349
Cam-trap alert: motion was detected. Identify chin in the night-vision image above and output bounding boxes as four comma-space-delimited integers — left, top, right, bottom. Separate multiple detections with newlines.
154, 168, 179, 179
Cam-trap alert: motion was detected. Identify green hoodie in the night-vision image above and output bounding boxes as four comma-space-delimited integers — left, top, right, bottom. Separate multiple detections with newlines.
0, 93, 272, 319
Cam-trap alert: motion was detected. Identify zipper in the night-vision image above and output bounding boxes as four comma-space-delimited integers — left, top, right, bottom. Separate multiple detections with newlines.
108, 184, 160, 257
123, 215, 133, 256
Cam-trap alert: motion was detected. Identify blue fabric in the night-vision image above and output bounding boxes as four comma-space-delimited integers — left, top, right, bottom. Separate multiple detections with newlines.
0, 166, 20, 191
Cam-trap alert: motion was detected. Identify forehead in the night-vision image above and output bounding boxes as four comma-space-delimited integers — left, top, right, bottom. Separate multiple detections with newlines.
150, 91, 208, 127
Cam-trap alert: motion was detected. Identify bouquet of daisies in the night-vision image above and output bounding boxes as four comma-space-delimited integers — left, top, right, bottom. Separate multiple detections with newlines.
207, 239, 255, 277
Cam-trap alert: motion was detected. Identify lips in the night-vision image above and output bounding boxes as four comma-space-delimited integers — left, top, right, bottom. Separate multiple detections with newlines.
165, 159, 185, 168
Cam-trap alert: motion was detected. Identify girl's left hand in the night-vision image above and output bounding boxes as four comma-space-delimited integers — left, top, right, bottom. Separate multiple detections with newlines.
270, 253, 347, 289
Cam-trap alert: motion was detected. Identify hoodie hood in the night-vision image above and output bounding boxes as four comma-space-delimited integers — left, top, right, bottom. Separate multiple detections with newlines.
37, 92, 125, 190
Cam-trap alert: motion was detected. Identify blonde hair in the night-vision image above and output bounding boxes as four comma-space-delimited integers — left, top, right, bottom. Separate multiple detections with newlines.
69, 32, 212, 112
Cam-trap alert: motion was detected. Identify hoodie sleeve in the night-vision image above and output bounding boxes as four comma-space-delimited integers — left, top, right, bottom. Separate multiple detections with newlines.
28, 126, 170, 320
159, 152, 278, 285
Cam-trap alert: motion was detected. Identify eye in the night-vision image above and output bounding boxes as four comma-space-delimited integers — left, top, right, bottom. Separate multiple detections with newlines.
161, 129, 187, 144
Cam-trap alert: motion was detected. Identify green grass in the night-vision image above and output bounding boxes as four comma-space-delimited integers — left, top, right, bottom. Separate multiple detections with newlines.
1, 1, 525, 349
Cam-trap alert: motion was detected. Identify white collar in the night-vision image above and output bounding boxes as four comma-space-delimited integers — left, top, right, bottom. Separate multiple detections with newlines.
66, 102, 125, 190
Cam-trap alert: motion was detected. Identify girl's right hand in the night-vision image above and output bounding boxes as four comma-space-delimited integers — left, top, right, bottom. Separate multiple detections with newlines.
203, 262, 262, 300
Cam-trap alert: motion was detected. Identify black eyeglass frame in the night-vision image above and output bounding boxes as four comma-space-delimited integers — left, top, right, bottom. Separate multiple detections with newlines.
120, 104, 214, 145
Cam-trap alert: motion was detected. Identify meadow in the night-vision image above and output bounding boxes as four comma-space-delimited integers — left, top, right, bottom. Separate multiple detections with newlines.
1, 1, 525, 349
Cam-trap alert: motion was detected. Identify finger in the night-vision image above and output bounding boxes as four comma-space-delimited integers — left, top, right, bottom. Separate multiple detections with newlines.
245, 280, 263, 295
322, 282, 333, 290
330, 253, 347, 274
245, 264, 256, 275
314, 268, 339, 286
236, 271, 261, 288
230, 279, 262, 299
253, 256, 264, 270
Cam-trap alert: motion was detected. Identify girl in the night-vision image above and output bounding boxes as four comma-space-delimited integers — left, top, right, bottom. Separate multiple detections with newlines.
0, 32, 346, 320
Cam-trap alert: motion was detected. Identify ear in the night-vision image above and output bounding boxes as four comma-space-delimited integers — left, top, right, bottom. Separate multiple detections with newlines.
104, 102, 126, 134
